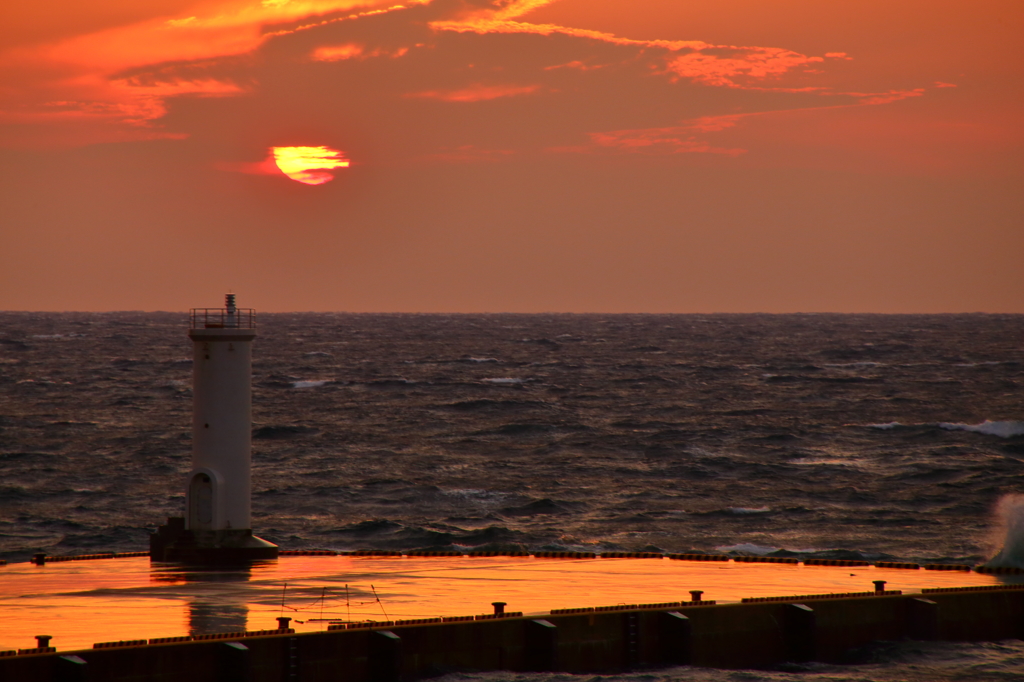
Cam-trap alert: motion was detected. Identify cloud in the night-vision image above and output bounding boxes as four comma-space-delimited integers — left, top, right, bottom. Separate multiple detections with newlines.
584, 115, 747, 157
0, 0, 411, 145
663, 48, 824, 88
0, 0, 938, 157
543, 59, 604, 71
839, 89, 926, 106
312, 43, 366, 60
406, 83, 540, 102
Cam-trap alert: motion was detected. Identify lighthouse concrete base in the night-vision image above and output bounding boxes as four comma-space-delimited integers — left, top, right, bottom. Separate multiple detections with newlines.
150, 517, 278, 565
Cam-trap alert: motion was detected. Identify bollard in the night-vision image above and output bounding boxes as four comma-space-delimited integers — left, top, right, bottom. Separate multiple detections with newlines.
659, 612, 692, 665
36, 635, 53, 649
276, 616, 292, 630
873, 580, 886, 593
689, 590, 703, 603
369, 630, 402, 682
32, 553, 46, 566
784, 604, 816, 662
492, 601, 506, 615
524, 619, 558, 671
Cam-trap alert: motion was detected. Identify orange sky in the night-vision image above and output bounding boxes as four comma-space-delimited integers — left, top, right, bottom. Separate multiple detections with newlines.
1, 0, 1021, 312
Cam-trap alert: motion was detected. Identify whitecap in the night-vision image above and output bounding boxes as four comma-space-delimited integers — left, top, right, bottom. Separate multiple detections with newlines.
716, 543, 777, 555
443, 489, 512, 503
726, 506, 771, 514
303, 351, 333, 358
483, 377, 524, 385
868, 422, 904, 430
467, 357, 498, 363
716, 542, 822, 555
939, 420, 1024, 438
291, 380, 330, 389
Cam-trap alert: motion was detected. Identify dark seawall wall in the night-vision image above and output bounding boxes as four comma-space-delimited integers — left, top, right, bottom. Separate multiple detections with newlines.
3, 589, 1022, 682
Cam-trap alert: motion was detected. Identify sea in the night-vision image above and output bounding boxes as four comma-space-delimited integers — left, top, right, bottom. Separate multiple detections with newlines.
2, 312, 1023, 680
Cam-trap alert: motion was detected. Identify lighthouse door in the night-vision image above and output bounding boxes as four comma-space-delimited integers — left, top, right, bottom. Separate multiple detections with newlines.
189, 473, 214, 530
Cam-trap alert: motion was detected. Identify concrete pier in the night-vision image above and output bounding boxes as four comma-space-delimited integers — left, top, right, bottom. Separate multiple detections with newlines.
2, 585, 1021, 681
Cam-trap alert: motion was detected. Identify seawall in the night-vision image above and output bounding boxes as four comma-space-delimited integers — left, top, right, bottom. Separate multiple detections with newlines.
3, 585, 1022, 682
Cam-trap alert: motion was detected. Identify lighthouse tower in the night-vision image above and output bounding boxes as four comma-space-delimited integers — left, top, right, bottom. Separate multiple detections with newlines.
150, 294, 277, 563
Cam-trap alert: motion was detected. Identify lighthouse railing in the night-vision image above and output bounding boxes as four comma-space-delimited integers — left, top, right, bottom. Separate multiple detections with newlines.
190, 308, 256, 329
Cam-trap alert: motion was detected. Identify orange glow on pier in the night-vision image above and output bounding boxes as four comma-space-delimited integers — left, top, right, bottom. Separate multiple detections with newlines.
0, 556, 1008, 653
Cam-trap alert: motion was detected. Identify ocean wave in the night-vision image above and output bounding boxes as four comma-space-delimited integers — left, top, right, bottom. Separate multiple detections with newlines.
824, 362, 882, 369
939, 421, 1024, 438
716, 543, 779, 555
953, 360, 1019, 367
869, 420, 1024, 438
499, 498, 570, 517
442, 399, 549, 411
291, 380, 331, 389
726, 506, 772, 514
789, 458, 866, 468
323, 519, 530, 551
253, 425, 320, 439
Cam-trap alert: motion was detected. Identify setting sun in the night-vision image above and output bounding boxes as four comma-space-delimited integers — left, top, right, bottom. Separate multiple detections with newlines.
271, 145, 350, 185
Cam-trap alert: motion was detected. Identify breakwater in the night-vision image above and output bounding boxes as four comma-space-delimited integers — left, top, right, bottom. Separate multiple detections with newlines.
3, 584, 1022, 682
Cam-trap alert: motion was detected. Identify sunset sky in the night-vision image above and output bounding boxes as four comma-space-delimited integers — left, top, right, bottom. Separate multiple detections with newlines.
1, 0, 1021, 312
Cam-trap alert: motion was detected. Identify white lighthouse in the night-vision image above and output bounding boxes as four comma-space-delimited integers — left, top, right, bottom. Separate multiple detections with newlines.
150, 294, 277, 563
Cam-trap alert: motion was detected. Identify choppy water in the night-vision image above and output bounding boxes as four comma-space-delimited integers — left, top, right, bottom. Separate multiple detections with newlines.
440, 638, 1024, 681
2, 312, 1023, 565
3, 312, 1024, 677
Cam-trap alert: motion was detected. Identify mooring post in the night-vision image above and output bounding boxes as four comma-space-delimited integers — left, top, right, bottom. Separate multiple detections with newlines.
659, 611, 692, 665
492, 601, 506, 615
784, 603, 816, 662
689, 590, 703, 603
32, 553, 46, 566
524, 619, 558, 671
369, 630, 403, 682
873, 580, 886, 593
277, 616, 292, 630
35, 635, 52, 648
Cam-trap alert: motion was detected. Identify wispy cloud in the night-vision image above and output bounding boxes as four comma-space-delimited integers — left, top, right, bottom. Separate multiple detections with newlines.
839, 89, 926, 105
0, 0, 941, 155
584, 115, 747, 157
406, 83, 540, 102
663, 48, 824, 88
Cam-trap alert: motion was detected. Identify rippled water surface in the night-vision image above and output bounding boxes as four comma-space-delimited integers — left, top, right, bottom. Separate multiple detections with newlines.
2, 312, 1022, 566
